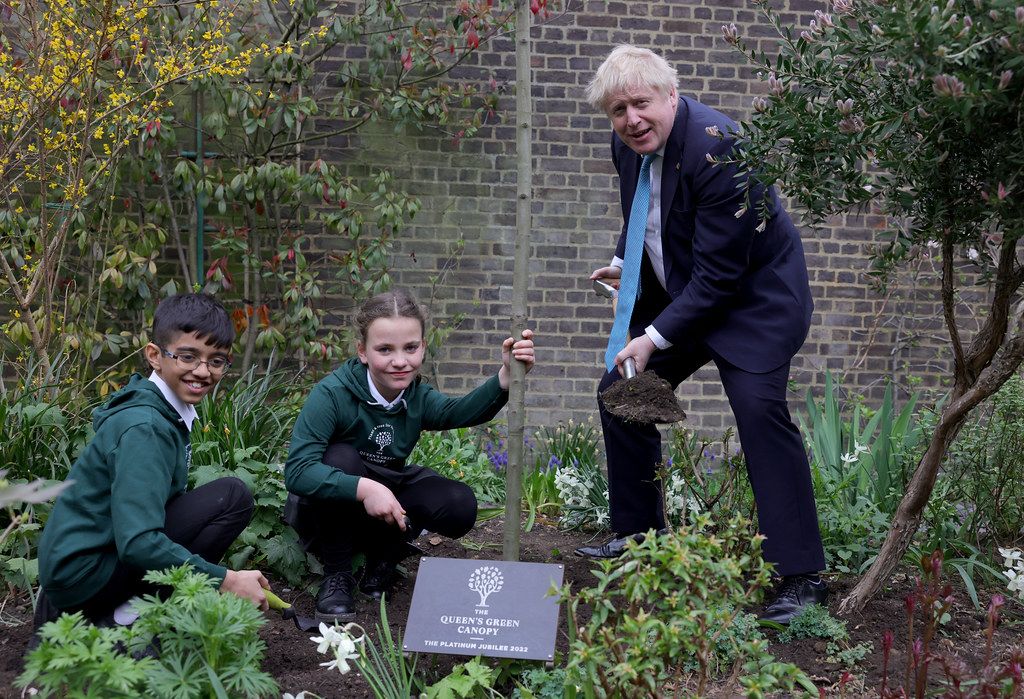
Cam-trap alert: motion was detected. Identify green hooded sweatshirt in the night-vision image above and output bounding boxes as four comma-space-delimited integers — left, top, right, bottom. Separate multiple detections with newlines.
285, 358, 508, 501
38, 374, 226, 609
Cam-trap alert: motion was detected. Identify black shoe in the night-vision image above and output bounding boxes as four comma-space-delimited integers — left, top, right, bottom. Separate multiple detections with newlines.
360, 558, 399, 600
315, 572, 357, 623
759, 574, 828, 625
574, 528, 668, 559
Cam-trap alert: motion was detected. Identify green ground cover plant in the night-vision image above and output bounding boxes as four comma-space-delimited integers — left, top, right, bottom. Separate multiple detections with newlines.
562, 515, 815, 698
18, 566, 277, 698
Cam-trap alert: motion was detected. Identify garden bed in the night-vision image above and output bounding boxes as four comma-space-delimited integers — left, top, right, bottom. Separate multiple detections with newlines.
1, 516, 1021, 698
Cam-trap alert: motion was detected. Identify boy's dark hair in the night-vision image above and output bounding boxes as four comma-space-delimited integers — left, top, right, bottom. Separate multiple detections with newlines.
355, 288, 426, 343
152, 293, 235, 349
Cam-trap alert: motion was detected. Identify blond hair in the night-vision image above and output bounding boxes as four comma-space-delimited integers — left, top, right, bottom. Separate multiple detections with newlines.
585, 45, 679, 111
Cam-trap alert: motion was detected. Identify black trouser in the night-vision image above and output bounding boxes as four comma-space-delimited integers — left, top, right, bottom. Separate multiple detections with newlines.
599, 342, 825, 577
34, 476, 253, 629
288, 442, 477, 575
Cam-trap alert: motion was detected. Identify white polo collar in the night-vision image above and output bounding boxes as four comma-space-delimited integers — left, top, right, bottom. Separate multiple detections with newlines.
148, 372, 199, 431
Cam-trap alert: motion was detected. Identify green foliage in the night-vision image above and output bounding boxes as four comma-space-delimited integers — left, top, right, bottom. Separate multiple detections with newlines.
424, 657, 501, 699
18, 566, 277, 698
0, 361, 90, 592
0, 360, 93, 482
412, 428, 505, 506
798, 374, 927, 572
189, 369, 310, 585
511, 665, 567, 699
724, 0, 1024, 267
129, 566, 278, 698
352, 597, 419, 699
943, 373, 1024, 543
562, 515, 813, 698
16, 612, 157, 698
663, 428, 755, 528
545, 421, 608, 530
778, 604, 848, 644
40, 0, 514, 382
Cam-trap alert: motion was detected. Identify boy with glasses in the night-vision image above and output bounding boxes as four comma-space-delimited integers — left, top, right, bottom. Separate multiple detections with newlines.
35, 293, 271, 631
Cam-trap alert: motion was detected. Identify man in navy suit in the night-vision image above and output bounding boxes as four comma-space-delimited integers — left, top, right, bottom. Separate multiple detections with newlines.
576, 45, 826, 624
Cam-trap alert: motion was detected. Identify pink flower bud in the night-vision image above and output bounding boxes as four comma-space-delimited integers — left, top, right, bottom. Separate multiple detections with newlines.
836, 97, 854, 115
705, 152, 715, 163
1000, 36, 1013, 50
752, 96, 770, 113
933, 73, 965, 97
815, 10, 835, 27
722, 23, 739, 45
998, 182, 1009, 200
1000, 70, 1013, 90
1017, 6, 1024, 24
767, 72, 787, 96
833, 0, 854, 14
705, 124, 721, 138
839, 115, 864, 134
905, 594, 916, 615
883, 629, 894, 652
800, 29, 814, 42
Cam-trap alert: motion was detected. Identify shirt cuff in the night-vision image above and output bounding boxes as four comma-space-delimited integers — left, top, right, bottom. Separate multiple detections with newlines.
610, 257, 623, 268
645, 325, 672, 350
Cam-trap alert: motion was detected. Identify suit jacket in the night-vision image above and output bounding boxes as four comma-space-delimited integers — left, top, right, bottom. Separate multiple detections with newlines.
611, 96, 813, 373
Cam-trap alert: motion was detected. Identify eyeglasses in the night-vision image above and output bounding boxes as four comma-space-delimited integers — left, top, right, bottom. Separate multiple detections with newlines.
160, 348, 232, 374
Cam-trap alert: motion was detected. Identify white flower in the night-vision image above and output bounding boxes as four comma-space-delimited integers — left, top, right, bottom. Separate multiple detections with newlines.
968, 247, 980, 261
999, 547, 1022, 564
311, 622, 364, 675
310, 622, 345, 654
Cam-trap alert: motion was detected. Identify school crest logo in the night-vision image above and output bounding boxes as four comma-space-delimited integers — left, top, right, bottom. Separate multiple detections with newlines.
368, 424, 395, 453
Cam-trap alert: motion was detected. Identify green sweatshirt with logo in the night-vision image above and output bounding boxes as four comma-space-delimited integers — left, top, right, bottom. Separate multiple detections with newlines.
38, 374, 227, 609
285, 358, 508, 501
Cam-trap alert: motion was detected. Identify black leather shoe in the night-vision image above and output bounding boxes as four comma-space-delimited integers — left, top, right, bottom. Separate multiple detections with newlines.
360, 558, 398, 600
574, 530, 660, 559
315, 572, 357, 623
759, 574, 828, 625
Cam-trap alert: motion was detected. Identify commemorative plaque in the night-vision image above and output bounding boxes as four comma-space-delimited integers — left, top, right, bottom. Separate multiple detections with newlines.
403, 557, 563, 661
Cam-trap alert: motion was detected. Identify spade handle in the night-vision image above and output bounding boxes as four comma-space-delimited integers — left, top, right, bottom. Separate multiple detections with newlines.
623, 357, 636, 379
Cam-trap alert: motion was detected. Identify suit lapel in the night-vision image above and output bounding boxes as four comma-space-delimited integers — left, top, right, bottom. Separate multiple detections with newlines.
660, 97, 688, 285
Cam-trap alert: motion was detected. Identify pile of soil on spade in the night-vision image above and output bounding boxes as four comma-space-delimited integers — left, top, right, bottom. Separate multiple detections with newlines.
599, 370, 687, 424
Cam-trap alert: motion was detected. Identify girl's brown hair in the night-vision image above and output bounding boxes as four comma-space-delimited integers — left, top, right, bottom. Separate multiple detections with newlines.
355, 288, 426, 343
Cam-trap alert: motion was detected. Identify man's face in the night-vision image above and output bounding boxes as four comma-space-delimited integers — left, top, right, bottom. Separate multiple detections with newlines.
605, 84, 678, 155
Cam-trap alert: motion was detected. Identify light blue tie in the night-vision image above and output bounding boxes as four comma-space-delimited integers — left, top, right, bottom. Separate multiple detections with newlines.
605, 153, 656, 372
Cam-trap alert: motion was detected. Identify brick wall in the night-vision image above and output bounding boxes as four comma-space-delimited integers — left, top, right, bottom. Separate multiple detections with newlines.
313, 0, 954, 436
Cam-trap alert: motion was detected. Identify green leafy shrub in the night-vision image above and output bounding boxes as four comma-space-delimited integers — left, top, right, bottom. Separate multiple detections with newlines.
17, 612, 156, 698
663, 428, 755, 528
18, 565, 277, 698
943, 374, 1024, 544
798, 374, 926, 572
562, 515, 815, 698
411, 428, 504, 506
511, 665, 567, 699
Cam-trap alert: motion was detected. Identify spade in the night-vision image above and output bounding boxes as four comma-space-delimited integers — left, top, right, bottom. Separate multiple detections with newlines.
592, 278, 687, 424
264, 589, 320, 632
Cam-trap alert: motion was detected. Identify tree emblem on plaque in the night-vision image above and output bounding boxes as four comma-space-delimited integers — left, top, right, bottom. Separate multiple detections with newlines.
468, 566, 504, 607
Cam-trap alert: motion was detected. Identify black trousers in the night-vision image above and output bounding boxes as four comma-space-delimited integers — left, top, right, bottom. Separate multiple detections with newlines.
288, 442, 477, 574
34, 476, 253, 629
598, 342, 825, 577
